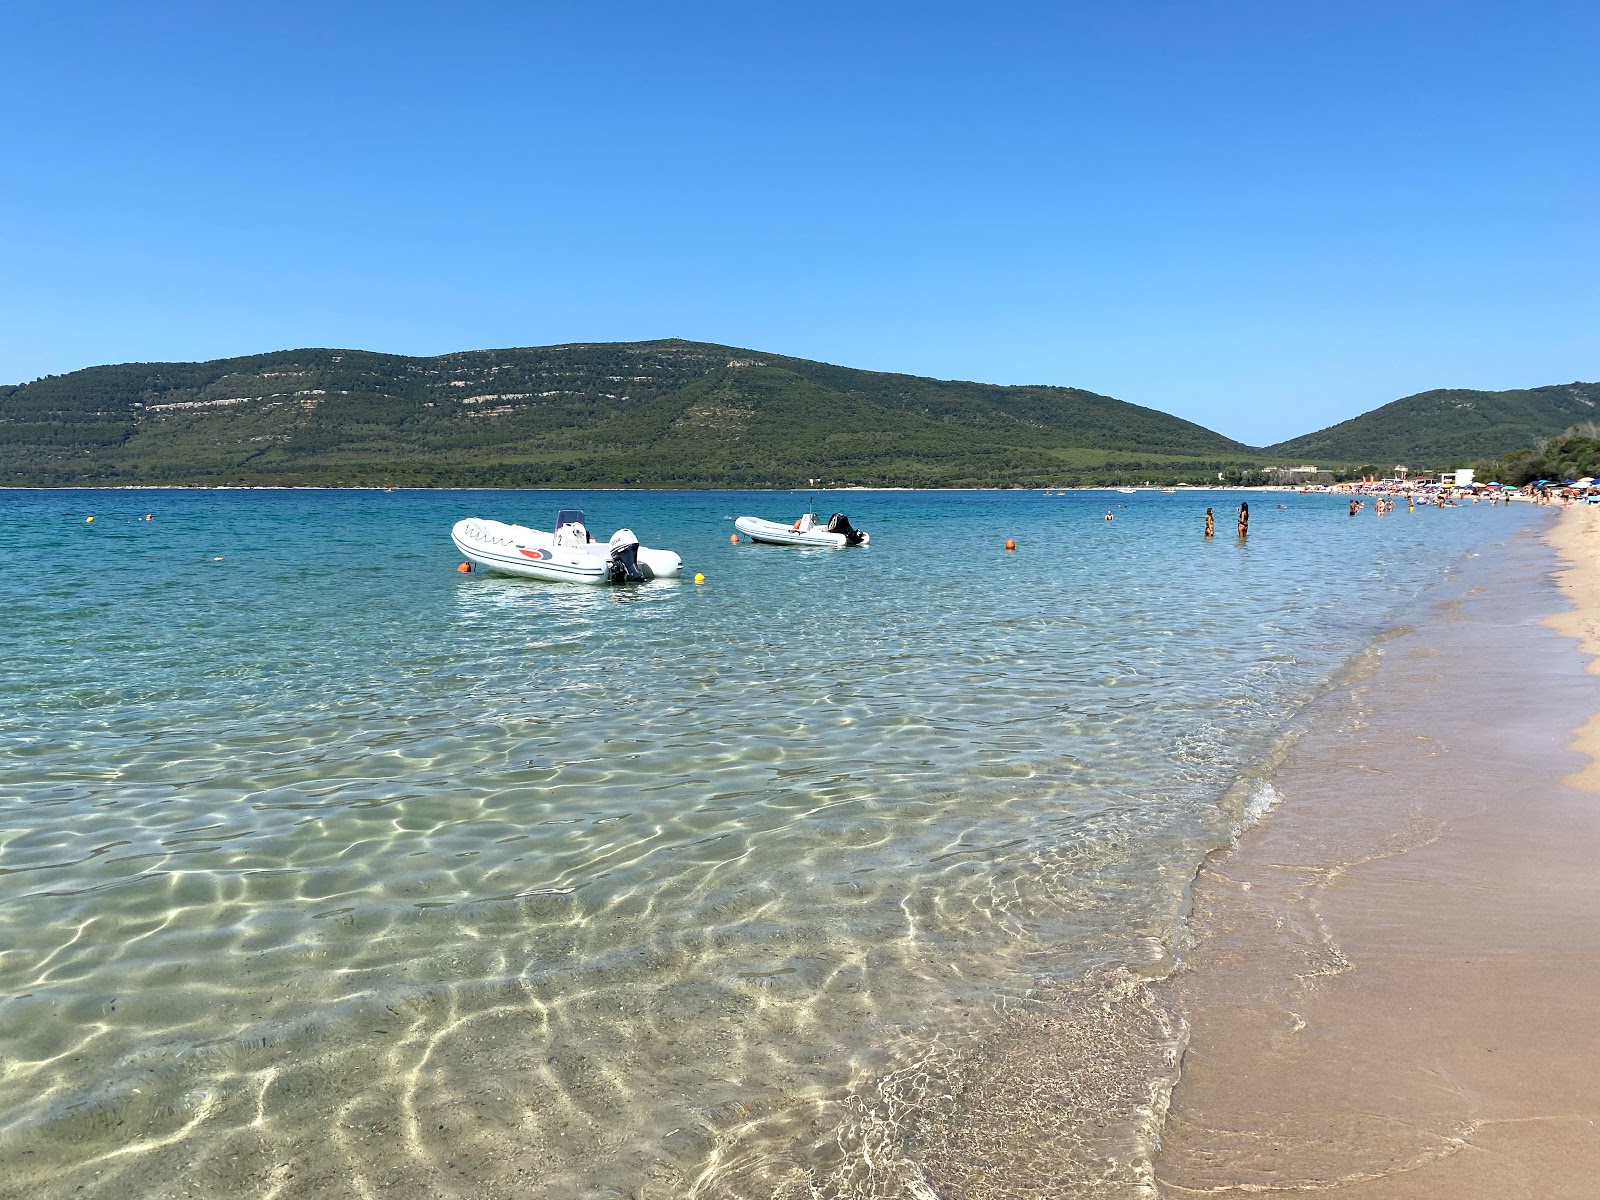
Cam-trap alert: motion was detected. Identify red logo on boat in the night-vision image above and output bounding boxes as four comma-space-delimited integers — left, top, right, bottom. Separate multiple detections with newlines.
518, 548, 545, 560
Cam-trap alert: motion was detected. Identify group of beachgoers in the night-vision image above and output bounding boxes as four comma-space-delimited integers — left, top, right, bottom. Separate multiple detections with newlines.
1199, 503, 1249, 538
1105, 502, 1253, 536
1349, 496, 1400, 515
1324, 481, 1581, 507
1527, 485, 1592, 505
1197, 488, 1533, 539
1102, 487, 1546, 543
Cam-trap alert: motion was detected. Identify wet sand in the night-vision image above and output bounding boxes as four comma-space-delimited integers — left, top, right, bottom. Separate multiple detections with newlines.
1154, 510, 1600, 1197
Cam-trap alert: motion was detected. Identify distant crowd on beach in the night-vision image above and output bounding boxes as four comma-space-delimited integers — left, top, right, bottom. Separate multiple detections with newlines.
1099, 477, 1593, 544
1318, 477, 1596, 507
1183, 481, 1565, 541
1336, 490, 1513, 513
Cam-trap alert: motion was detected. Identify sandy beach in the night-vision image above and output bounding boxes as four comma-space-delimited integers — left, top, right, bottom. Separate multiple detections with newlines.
1153, 507, 1600, 1197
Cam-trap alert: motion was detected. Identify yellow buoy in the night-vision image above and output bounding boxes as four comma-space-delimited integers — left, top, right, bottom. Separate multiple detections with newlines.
85, 516, 94, 523
694, 573, 705, 584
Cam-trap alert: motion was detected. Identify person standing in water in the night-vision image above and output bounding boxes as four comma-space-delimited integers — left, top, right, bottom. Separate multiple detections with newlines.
1237, 501, 1249, 537
1204, 507, 1215, 538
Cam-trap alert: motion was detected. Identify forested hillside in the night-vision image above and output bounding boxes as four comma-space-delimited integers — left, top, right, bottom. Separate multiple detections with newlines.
1265, 382, 1600, 467
0, 340, 1262, 488
9, 338, 1588, 485
1476, 427, 1600, 487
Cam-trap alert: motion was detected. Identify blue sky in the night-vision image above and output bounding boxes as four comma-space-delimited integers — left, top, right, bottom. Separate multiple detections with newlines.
2, 1, 1595, 444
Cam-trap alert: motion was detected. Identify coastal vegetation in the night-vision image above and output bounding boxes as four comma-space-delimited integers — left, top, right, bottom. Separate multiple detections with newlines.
1474, 425, 1600, 486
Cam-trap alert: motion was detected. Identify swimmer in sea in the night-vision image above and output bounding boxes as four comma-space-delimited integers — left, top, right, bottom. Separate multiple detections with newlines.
1104, 510, 1114, 521
1204, 507, 1215, 538
1237, 501, 1249, 538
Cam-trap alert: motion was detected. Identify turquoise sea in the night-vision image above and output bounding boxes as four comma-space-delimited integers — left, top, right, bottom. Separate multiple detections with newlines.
0, 488, 1544, 1198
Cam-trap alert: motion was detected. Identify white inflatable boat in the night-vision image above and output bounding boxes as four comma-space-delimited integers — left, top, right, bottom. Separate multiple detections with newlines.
734, 510, 869, 548
452, 510, 682, 583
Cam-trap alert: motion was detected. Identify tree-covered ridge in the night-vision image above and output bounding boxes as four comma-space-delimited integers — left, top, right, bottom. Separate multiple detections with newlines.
7, 338, 1589, 486
1264, 382, 1600, 466
1475, 426, 1600, 487
0, 340, 1263, 488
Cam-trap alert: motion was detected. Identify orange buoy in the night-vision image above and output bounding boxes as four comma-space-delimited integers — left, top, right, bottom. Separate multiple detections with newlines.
457, 562, 472, 573
730, 534, 739, 544
1005, 538, 1016, 551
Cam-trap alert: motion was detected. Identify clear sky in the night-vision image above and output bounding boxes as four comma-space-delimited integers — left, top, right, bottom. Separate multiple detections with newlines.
2, 1, 1595, 445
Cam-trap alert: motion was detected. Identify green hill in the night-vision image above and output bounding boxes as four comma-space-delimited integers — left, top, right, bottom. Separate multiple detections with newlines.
1265, 382, 1600, 468
0, 339, 1262, 488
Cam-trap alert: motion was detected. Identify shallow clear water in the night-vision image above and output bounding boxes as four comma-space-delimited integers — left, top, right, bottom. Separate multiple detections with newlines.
0, 488, 1541, 1198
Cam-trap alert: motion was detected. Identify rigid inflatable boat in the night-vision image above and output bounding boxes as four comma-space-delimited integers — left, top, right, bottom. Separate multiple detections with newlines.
452, 510, 682, 583
733, 511, 869, 547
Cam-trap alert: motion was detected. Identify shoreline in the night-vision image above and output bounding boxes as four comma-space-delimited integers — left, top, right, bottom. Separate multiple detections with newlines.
0, 489, 1571, 1197
1544, 508, 1600, 793
1152, 506, 1600, 1196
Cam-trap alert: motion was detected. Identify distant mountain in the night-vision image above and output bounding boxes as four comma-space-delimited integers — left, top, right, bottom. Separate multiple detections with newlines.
0, 340, 1262, 488
1265, 382, 1600, 468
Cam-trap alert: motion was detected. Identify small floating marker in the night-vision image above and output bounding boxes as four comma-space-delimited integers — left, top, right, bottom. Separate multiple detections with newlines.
211, 556, 225, 562
1004, 538, 1015, 551
729, 534, 739, 544
457, 562, 472, 573
694, 573, 705, 584
85, 516, 94, 523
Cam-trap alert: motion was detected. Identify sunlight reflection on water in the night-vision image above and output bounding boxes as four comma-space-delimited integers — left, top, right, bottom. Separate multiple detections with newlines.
0, 487, 1540, 1197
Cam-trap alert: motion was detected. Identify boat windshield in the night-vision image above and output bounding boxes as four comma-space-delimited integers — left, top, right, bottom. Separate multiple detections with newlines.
555, 509, 585, 530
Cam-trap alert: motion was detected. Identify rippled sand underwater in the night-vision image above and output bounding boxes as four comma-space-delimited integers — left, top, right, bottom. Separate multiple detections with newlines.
0, 489, 1539, 1198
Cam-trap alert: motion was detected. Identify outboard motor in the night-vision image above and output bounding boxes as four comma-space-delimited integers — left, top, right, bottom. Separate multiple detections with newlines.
826, 513, 866, 545
606, 528, 646, 582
